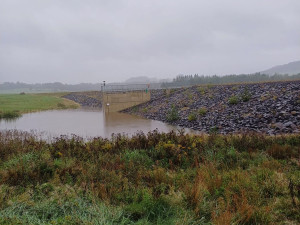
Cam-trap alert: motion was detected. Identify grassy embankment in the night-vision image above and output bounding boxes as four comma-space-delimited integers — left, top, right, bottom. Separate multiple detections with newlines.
0, 93, 79, 119
0, 130, 299, 224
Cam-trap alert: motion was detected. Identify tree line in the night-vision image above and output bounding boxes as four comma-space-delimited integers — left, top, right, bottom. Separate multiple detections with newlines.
162, 73, 300, 88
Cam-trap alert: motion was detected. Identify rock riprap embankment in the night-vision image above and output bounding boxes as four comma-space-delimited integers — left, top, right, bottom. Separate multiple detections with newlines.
62, 90, 164, 109
123, 81, 300, 134
63, 92, 102, 108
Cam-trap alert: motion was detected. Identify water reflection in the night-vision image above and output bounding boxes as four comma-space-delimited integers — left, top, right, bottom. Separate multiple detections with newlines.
0, 117, 20, 122
0, 109, 197, 139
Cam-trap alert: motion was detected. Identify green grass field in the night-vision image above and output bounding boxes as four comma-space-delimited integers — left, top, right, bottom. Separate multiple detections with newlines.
0, 93, 79, 118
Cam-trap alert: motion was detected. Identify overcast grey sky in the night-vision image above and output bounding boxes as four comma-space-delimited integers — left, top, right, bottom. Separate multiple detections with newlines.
0, 0, 299, 84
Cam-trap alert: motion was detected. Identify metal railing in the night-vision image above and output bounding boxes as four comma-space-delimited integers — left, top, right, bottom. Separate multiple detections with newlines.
102, 83, 162, 92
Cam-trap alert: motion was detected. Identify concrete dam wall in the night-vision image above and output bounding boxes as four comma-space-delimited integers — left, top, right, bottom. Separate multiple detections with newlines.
102, 91, 151, 112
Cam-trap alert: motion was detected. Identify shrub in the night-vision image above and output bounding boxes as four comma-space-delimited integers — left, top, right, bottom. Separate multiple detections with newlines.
142, 107, 149, 113
132, 106, 138, 112
198, 87, 206, 95
198, 107, 207, 116
166, 105, 179, 122
241, 89, 251, 102
188, 112, 197, 121
228, 96, 239, 105
122, 149, 153, 168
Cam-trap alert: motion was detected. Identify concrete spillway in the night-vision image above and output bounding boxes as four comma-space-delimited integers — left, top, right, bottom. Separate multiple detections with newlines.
102, 90, 151, 112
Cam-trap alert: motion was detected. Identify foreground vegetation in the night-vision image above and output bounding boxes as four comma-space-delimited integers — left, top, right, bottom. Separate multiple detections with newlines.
0, 93, 79, 119
0, 130, 299, 224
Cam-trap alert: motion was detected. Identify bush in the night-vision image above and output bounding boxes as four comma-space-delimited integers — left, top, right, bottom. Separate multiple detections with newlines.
132, 106, 138, 112
228, 96, 239, 105
198, 87, 206, 95
188, 112, 197, 121
198, 107, 207, 116
166, 105, 179, 122
142, 107, 149, 113
241, 89, 251, 102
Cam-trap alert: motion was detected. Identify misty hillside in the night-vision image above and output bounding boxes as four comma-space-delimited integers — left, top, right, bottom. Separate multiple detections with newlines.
164, 73, 300, 88
261, 60, 300, 75
0, 82, 103, 94
125, 76, 172, 84
125, 76, 158, 84
0, 81, 163, 94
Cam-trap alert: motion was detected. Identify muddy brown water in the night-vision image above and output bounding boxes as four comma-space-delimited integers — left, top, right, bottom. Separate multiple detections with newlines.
0, 109, 198, 140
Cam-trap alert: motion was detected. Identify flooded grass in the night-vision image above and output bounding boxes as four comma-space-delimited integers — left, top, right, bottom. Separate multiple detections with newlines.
0, 130, 299, 224
0, 93, 79, 115
0, 111, 21, 119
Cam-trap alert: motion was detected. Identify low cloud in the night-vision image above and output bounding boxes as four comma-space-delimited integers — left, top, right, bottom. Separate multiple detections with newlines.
1, 0, 299, 83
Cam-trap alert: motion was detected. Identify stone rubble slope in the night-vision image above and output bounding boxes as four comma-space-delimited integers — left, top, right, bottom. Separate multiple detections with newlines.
62, 92, 102, 108
123, 80, 300, 134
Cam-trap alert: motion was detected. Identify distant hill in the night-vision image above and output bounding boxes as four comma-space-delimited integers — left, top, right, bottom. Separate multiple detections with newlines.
0, 80, 165, 94
125, 76, 152, 84
125, 76, 159, 84
261, 60, 300, 75
0, 82, 102, 94
124, 76, 172, 84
